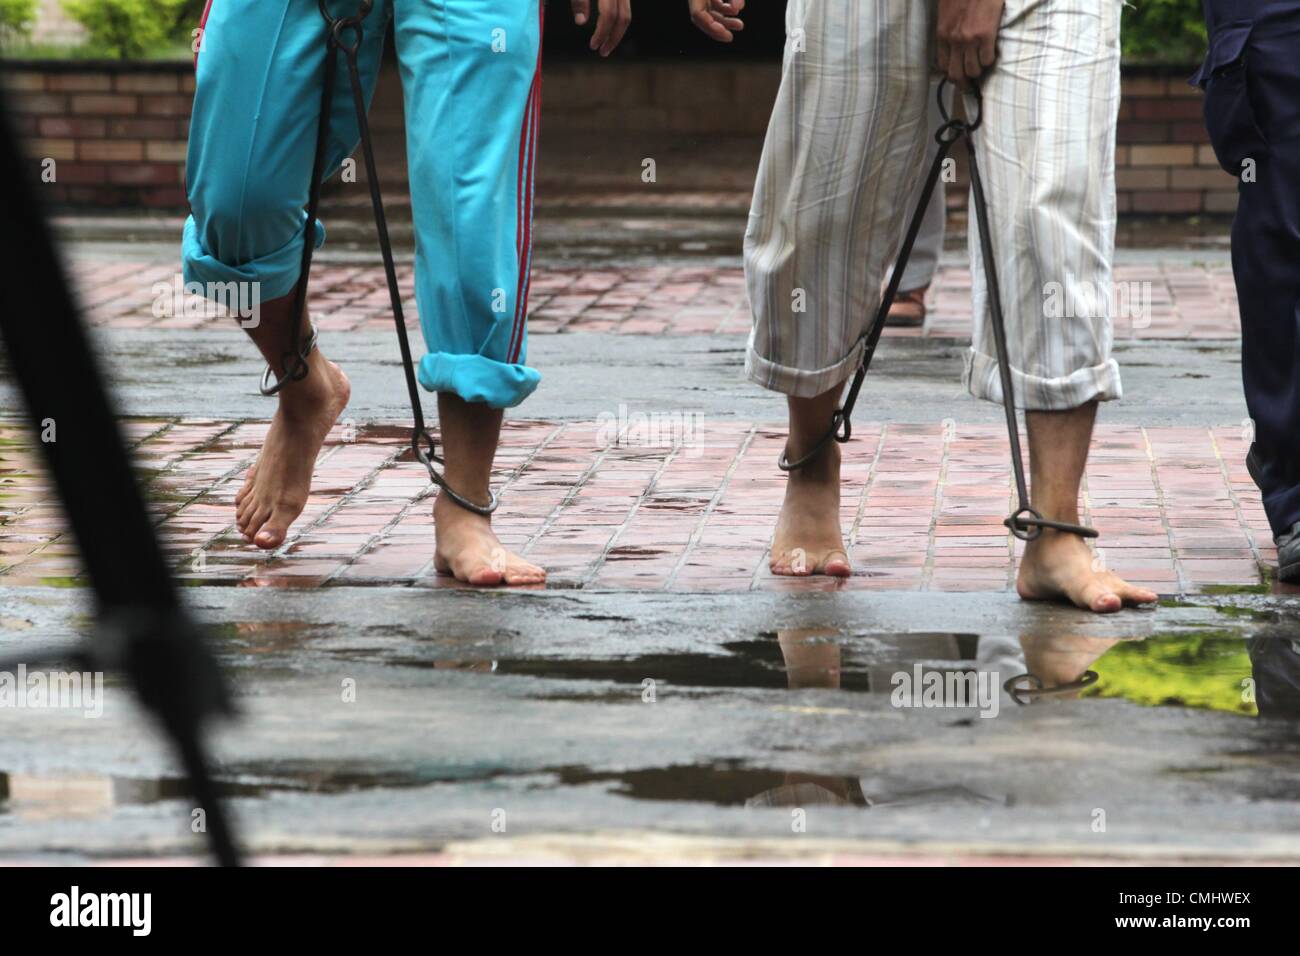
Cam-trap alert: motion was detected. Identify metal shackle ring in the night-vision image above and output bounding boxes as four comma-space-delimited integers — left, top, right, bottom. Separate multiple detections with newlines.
332, 17, 365, 54
1005, 506, 1046, 543
936, 76, 984, 132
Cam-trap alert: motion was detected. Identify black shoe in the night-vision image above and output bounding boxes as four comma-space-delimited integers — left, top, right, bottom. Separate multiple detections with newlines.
1279, 522, 1300, 585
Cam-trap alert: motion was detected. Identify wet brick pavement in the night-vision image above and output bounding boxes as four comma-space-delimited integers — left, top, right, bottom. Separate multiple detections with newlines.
0, 251, 1262, 595
0, 418, 1271, 594
75, 256, 1240, 340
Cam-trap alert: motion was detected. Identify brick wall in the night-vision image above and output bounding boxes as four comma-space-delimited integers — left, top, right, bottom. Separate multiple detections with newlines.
537, 61, 1236, 216
1116, 73, 1234, 215
1, 60, 193, 209
0, 59, 1233, 215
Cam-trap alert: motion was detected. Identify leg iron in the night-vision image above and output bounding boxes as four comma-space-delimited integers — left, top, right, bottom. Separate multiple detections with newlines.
780, 79, 1097, 542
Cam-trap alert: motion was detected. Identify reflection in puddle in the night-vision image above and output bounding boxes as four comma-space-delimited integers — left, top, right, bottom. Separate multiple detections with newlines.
0, 771, 264, 820
0, 762, 1009, 817
7, 616, 1296, 825
418, 626, 1273, 719
1083, 633, 1254, 715
555, 764, 1006, 809
1015, 628, 1278, 716
0, 765, 440, 820
1246, 636, 1300, 719
403, 633, 986, 693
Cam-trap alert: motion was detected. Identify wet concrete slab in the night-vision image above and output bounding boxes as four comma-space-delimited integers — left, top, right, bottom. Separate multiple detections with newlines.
0, 587, 1297, 862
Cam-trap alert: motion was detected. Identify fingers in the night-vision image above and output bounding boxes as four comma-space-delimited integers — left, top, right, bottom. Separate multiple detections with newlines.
977, 30, 998, 73
945, 43, 967, 86
588, 1, 609, 54
711, 0, 746, 27
690, 0, 744, 43
692, 11, 734, 42
590, 0, 631, 57
935, 0, 1002, 87
613, 0, 633, 52
942, 42, 987, 86
570, 0, 590, 27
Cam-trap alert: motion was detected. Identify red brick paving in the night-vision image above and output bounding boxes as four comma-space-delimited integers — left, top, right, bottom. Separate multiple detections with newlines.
76, 257, 1241, 340
0, 418, 1274, 593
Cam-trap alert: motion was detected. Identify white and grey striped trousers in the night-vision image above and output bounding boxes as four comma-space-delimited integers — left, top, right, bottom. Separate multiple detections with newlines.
744, 0, 1124, 410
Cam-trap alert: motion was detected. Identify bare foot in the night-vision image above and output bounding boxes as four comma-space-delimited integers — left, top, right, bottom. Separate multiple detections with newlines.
433, 493, 546, 587
1019, 631, 1119, 692
234, 354, 350, 550
1017, 529, 1157, 613
771, 443, 851, 577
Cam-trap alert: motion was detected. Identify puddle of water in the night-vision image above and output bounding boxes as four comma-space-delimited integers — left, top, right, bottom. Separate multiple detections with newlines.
0, 771, 266, 820
552, 764, 1008, 809
1083, 630, 1256, 716
3, 617, 1290, 824
209, 619, 329, 655
0, 763, 449, 820
367, 621, 1297, 720
386, 633, 971, 692
0, 761, 1008, 819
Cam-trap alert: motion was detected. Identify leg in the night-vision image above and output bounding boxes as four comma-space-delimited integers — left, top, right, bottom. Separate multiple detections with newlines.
395, 0, 545, 585
968, 0, 1153, 610
233, 294, 350, 549
184, 0, 390, 548
771, 387, 850, 577
1198, 2, 1300, 573
431, 395, 543, 585
744, 0, 932, 577
1016, 402, 1157, 611
1017, 629, 1119, 694
776, 628, 842, 689
755, 628, 855, 804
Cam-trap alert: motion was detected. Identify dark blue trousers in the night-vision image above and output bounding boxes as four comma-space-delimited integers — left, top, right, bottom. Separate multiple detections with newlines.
1196, 0, 1300, 539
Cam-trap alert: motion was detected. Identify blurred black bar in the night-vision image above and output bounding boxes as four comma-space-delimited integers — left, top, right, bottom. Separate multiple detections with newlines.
0, 85, 238, 866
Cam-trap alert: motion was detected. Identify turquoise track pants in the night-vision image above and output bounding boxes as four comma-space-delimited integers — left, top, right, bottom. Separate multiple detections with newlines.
182, 0, 544, 409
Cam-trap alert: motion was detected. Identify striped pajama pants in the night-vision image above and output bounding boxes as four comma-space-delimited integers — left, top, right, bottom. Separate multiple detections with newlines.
744, 0, 1125, 410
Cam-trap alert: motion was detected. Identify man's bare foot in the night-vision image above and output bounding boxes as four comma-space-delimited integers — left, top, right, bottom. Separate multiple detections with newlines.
234, 355, 350, 550
1017, 529, 1157, 613
771, 443, 851, 577
433, 493, 546, 586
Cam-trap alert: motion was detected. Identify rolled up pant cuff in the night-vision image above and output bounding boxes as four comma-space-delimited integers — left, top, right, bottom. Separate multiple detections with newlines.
964, 349, 1123, 410
181, 214, 324, 304
417, 352, 540, 410
745, 338, 865, 399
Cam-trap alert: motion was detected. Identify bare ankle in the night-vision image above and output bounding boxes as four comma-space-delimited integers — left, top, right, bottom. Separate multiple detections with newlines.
277, 355, 343, 416
786, 442, 841, 485
434, 489, 491, 523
